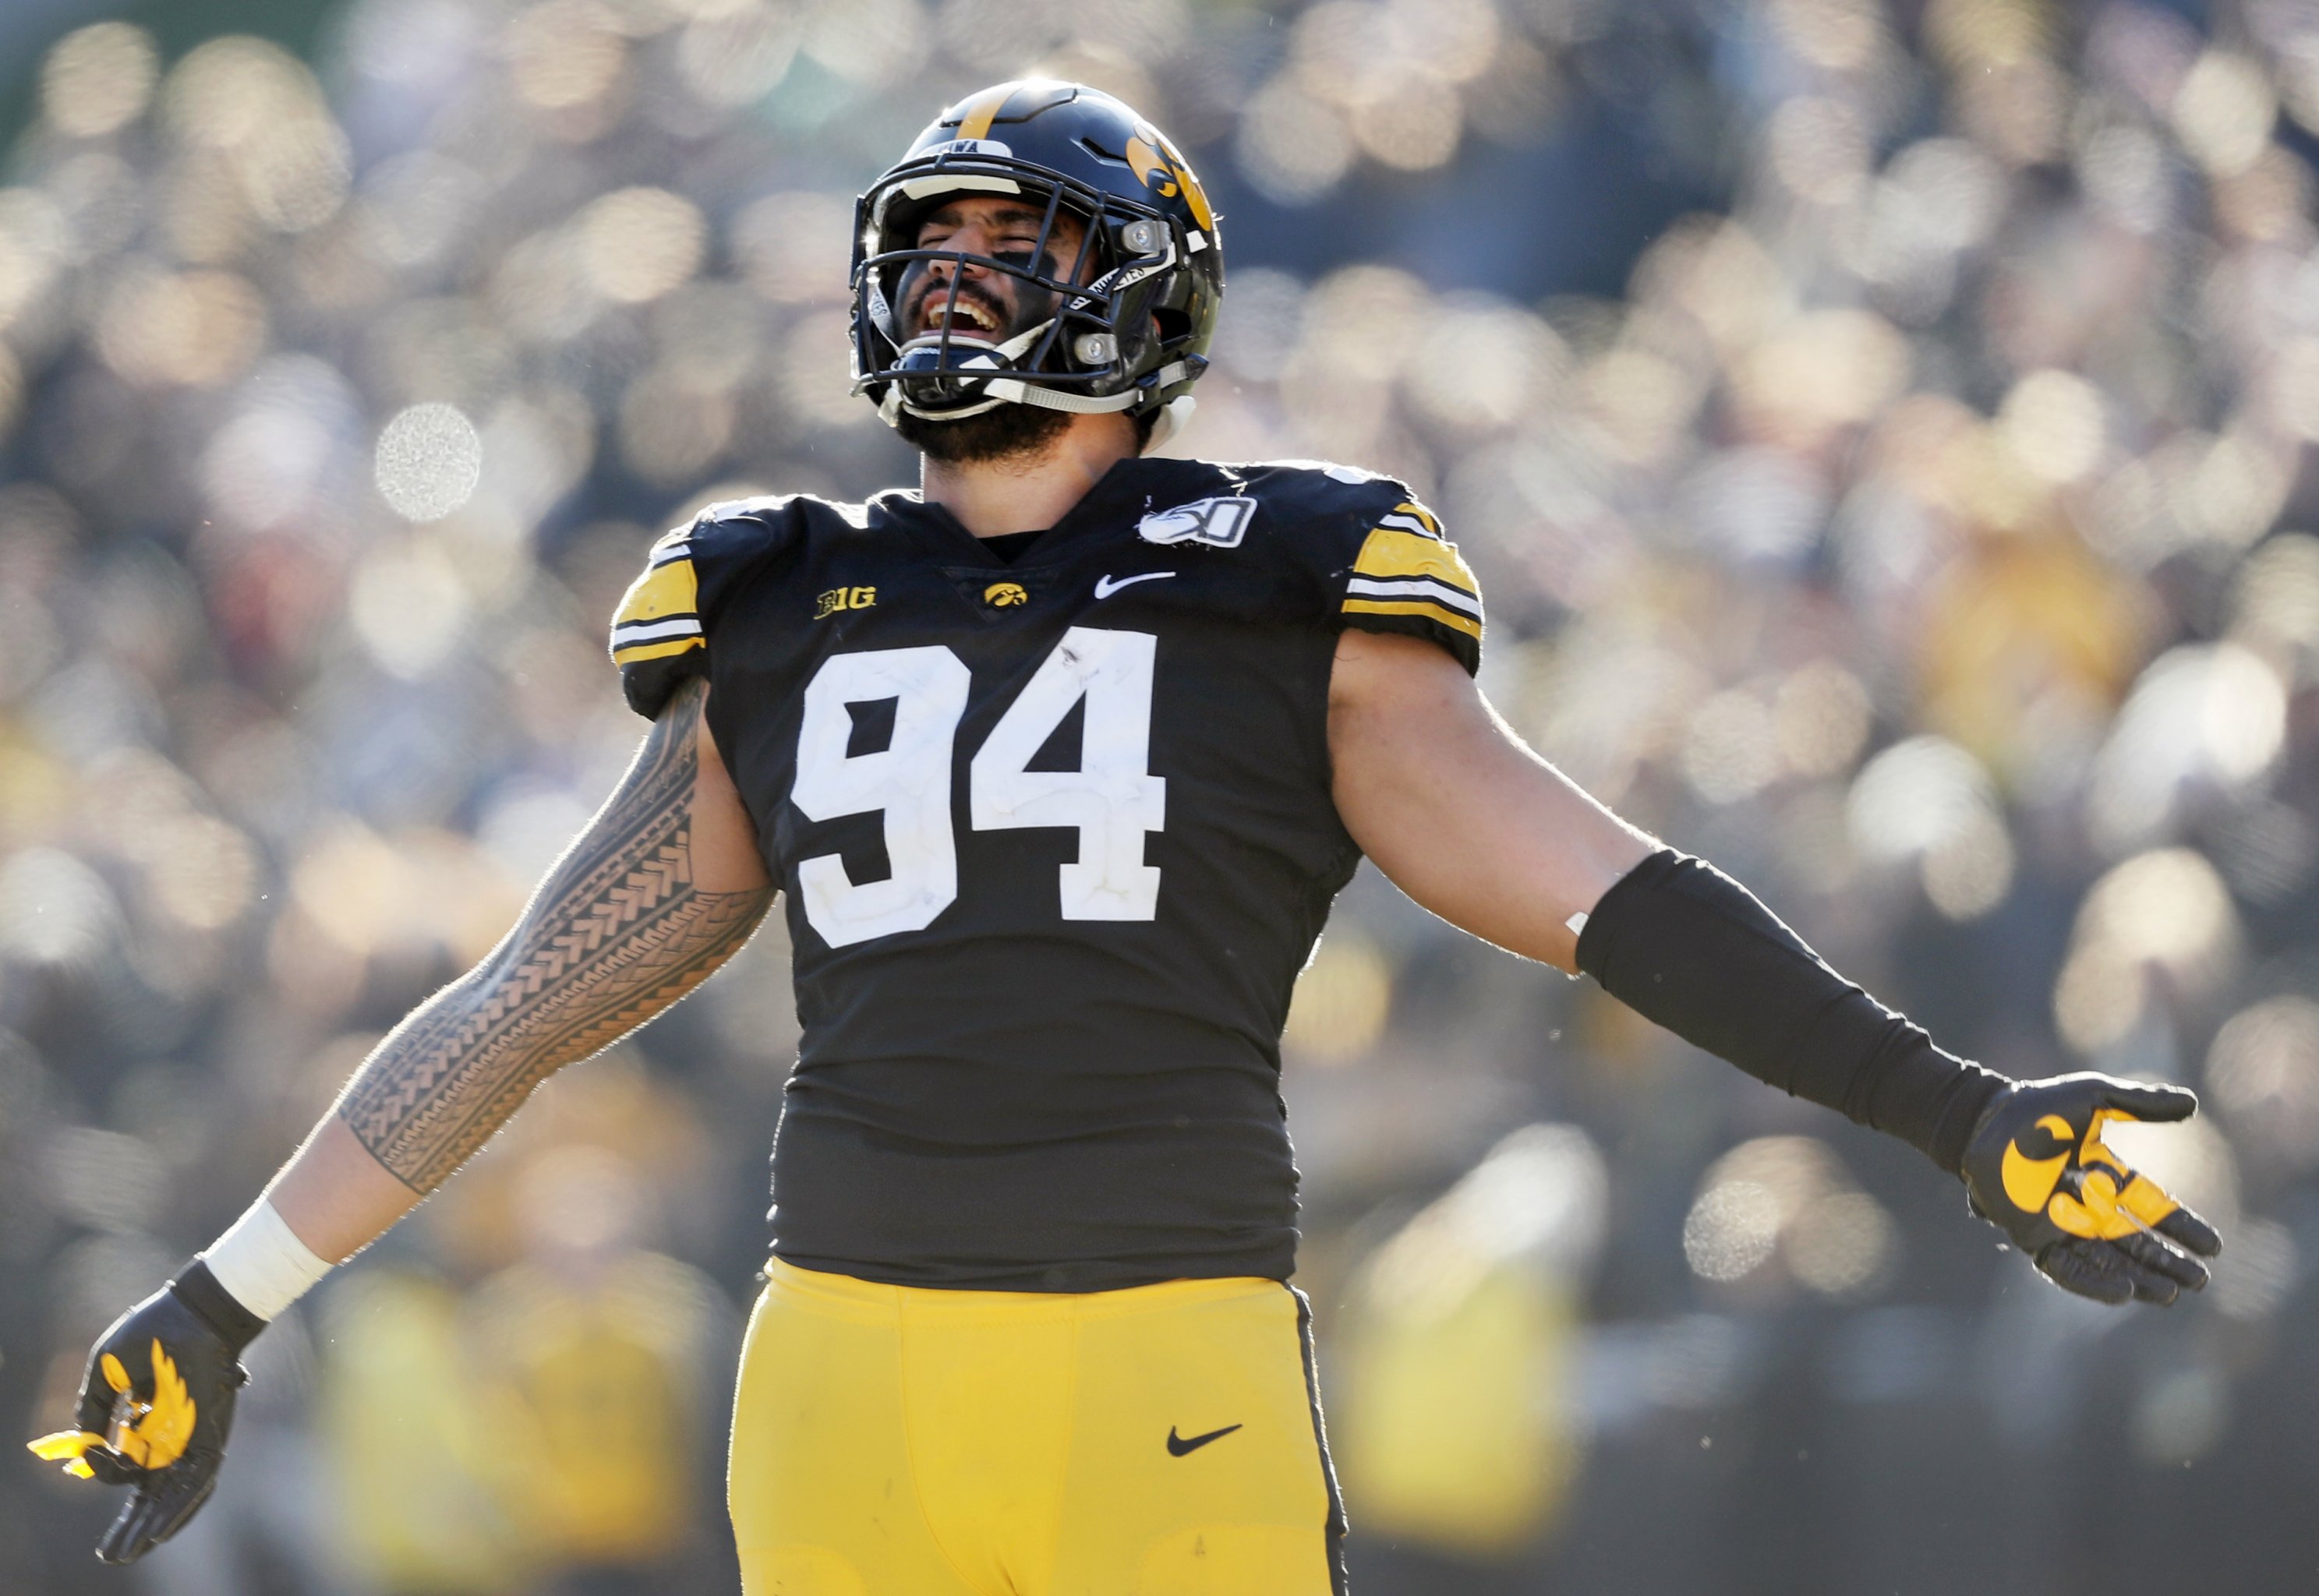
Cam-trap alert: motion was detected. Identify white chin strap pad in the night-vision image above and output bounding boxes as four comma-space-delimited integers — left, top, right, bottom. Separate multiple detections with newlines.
1141, 397, 1195, 453
878, 359, 1196, 431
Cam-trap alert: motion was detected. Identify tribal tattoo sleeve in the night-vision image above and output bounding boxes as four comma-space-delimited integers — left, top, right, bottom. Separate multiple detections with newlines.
336, 680, 772, 1192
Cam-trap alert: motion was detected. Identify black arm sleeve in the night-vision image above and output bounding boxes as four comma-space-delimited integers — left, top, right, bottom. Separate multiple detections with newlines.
1574, 849, 2007, 1174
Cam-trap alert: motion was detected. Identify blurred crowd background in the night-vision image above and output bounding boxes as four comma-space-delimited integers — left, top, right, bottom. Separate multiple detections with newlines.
3, 0, 2319, 1591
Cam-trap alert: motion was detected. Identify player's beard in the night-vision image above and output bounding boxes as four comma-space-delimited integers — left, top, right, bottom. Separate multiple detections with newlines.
892, 270, 1076, 464
896, 400, 1073, 464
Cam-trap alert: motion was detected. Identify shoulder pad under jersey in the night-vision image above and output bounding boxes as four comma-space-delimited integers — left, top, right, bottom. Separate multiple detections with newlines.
608, 495, 803, 719
1228, 460, 1484, 676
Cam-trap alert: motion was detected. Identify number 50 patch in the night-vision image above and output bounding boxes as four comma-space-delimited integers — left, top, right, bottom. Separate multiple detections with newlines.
1136, 496, 1254, 549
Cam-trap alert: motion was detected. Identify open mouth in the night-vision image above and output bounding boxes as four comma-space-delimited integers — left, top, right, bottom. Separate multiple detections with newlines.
915, 289, 1003, 341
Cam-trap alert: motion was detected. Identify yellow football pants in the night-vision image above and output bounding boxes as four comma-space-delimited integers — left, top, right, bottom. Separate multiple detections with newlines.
727, 1259, 1347, 1595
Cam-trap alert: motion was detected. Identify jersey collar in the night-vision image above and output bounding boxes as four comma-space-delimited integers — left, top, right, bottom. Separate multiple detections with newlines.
875, 457, 1230, 567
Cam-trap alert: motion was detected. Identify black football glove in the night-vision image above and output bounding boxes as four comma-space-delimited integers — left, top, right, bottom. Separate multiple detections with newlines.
1960, 1073, 2224, 1306
28, 1262, 261, 1564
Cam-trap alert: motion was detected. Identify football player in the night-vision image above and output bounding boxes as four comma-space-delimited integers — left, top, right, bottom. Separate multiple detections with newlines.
35, 81, 2221, 1591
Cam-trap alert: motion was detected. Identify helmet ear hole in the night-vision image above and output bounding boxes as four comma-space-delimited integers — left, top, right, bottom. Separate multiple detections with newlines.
1151, 307, 1193, 348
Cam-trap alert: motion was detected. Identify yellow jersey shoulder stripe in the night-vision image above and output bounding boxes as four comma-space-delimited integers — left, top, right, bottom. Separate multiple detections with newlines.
1341, 514, 1483, 644
1345, 574, 1480, 619
611, 538, 704, 666
1343, 597, 1483, 641
1380, 501, 1441, 538
613, 634, 704, 666
614, 615, 703, 644
1349, 528, 1479, 600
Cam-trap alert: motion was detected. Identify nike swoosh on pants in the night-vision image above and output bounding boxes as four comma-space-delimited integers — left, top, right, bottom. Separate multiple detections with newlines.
1165, 1423, 1243, 1456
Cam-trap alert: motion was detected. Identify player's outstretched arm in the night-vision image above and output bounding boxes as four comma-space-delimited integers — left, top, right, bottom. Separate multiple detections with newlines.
329, 675, 772, 1197
1327, 629, 2222, 1305
1325, 631, 1657, 974
29, 677, 774, 1562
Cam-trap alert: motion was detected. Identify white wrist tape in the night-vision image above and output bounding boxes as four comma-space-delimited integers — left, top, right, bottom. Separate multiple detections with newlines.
199, 1199, 334, 1322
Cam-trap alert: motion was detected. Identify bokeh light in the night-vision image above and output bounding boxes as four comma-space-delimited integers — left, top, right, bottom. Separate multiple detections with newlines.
1681, 1137, 1897, 1298
374, 402, 484, 522
2, 1, 2317, 1587
2054, 849, 2242, 1054
40, 23, 160, 139
578, 187, 707, 305
2206, 996, 2319, 1174
1285, 931, 1393, 1064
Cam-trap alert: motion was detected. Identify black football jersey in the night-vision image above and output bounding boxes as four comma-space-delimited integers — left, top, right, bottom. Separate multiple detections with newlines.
610, 456, 1483, 1291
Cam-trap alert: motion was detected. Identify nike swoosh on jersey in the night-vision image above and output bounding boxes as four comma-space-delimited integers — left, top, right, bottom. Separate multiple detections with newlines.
1094, 571, 1176, 599
1165, 1423, 1243, 1457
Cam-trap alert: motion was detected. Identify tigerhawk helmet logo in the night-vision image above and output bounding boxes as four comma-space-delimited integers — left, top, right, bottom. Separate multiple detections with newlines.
1122, 123, 1215, 232
984, 581, 1028, 608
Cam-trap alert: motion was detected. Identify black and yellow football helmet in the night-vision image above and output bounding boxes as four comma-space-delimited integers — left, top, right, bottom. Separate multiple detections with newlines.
850, 79, 1224, 447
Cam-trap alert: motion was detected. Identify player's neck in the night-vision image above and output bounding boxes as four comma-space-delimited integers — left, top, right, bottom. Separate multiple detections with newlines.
921, 414, 1140, 538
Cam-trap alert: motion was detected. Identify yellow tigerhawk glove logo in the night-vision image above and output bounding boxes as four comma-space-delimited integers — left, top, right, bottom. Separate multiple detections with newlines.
1999, 1110, 2183, 1241
27, 1340, 195, 1478
26, 1428, 106, 1478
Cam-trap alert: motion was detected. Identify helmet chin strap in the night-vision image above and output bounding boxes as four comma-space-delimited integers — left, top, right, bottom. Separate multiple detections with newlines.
882, 368, 1190, 425
871, 312, 1197, 429
871, 314, 1193, 443
871, 316, 1048, 422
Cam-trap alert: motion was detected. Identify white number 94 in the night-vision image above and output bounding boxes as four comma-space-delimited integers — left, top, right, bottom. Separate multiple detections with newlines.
789, 628, 1166, 948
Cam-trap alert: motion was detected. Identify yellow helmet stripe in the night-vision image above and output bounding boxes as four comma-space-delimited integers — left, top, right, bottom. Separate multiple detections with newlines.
955, 86, 1014, 142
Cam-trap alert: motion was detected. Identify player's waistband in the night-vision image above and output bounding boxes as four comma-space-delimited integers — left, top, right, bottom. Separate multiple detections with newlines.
761, 1255, 1288, 1325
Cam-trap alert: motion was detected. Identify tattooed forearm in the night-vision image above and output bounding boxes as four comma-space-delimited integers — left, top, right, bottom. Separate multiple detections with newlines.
335, 680, 772, 1192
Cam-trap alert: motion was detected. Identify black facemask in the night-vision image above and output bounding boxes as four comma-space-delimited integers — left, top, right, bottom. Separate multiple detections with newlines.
889, 252, 1080, 462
